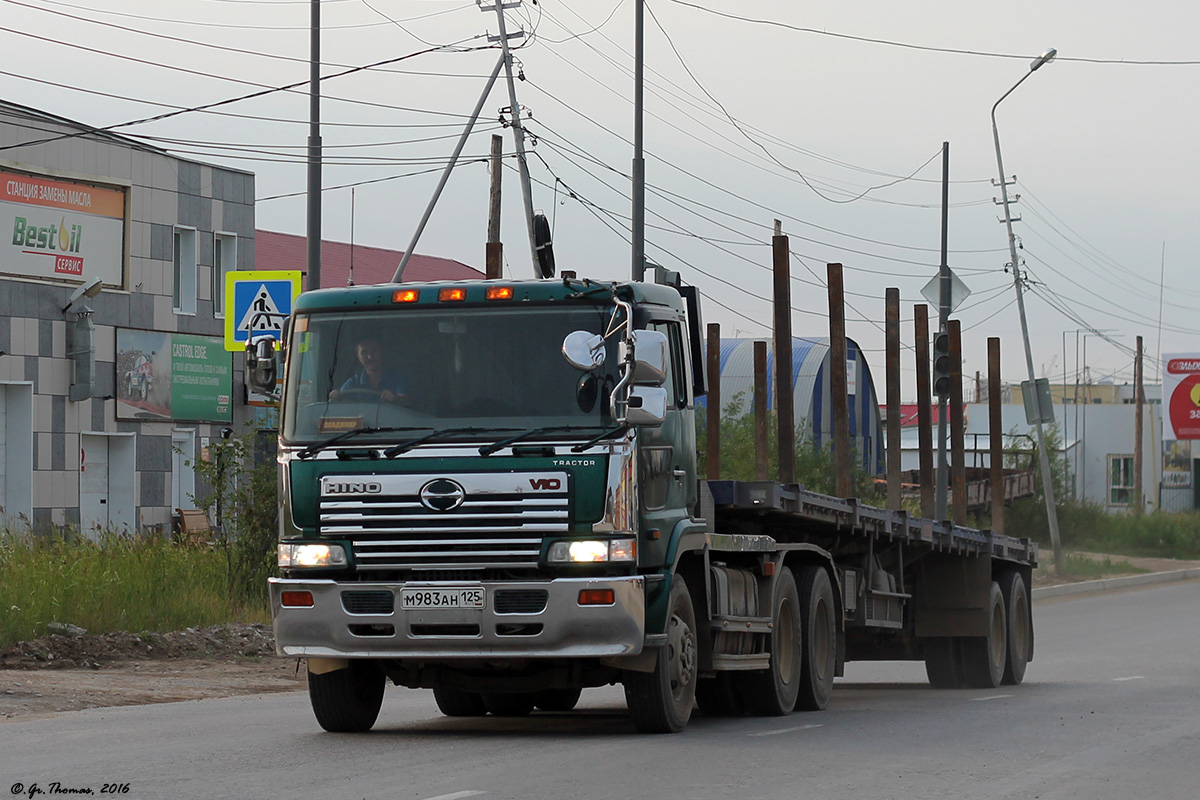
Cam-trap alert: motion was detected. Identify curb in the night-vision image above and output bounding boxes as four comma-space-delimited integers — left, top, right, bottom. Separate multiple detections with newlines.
1032, 567, 1200, 599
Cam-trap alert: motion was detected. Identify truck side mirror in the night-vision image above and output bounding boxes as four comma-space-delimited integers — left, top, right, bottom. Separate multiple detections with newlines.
245, 336, 278, 394
562, 330, 607, 371
623, 330, 668, 386
625, 386, 667, 426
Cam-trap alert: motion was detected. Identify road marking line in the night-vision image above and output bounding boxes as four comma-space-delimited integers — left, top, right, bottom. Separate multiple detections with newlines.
971, 694, 1014, 701
423, 792, 485, 800
1113, 675, 1145, 682
748, 724, 822, 737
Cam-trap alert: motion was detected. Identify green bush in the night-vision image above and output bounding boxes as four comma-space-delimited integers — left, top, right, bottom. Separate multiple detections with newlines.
0, 529, 264, 648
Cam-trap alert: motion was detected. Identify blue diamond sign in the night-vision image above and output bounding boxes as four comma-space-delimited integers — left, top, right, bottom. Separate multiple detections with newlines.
224, 270, 302, 351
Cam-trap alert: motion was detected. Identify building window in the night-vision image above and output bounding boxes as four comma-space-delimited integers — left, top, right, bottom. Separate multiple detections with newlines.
213, 232, 237, 317
1108, 455, 1134, 506
173, 227, 197, 314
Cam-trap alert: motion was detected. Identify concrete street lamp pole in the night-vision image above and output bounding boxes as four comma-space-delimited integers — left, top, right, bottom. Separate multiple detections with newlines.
992, 47, 1065, 575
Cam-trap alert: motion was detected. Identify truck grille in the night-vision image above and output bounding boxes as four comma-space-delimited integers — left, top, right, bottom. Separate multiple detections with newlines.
319, 472, 570, 571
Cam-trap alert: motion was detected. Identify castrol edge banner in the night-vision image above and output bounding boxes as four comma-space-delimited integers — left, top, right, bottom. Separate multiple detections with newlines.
2, 169, 126, 287
1163, 353, 1200, 440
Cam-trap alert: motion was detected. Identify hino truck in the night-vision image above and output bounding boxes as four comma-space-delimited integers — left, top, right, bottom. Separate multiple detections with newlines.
251, 274, 1036, 734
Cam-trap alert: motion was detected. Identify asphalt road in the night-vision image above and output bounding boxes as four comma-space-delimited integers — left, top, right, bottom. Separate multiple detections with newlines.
3, 580, 1197, 800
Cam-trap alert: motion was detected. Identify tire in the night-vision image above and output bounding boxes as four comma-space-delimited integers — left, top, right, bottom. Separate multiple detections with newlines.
924, 637, 965, 688
482, 693, 536, 717
960, 580, 1007, 689
533, 688, 582, 712
736, 567, 803, 716
307, 661, 386, 732
433, 686, 487, 717
695, 674, 743, 717
623, 575, 698, 733
794, 565, 837, 711
999, 571, 1032, 686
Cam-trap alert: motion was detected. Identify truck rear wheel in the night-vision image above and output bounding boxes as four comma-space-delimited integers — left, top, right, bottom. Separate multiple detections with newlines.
924, 638, 965, 688
695, 674, 743, 717
737, 567, 803, 716
533, 688, 582, 712
308, 660, 385, 732
623, 575, 697, 733
960, 580, 1007, 689
482, 693, 536, 717
999, 571, 1031, 686
794, 565, 837, 711
433, 686, 487, 717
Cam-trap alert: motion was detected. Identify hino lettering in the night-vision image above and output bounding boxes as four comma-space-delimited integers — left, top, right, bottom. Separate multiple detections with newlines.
323, 481, 382, 495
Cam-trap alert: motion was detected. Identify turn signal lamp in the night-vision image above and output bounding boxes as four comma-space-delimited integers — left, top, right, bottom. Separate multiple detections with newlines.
392, 289, 419, 303
439, 287, 467, 302
280, 591, 314, 607
578, 589, 615, 606
486, 285, 514, 300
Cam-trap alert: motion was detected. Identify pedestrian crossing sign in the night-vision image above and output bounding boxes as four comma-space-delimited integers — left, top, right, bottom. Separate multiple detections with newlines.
224, 270, 302, 351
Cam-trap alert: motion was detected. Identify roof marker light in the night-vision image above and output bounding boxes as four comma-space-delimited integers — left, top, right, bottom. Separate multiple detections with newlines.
439, 287, 467, 302
486, 286, 514, 300
392, 289, 419, 303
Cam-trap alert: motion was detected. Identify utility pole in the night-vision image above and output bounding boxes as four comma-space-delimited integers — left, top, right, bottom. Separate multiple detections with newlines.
306, 0, 322, 291
631, 0, 646, 281
1134, 335, 1144, 514
486, 134, 504, 279
487, 0, 540, 273
936, 142, 950, 520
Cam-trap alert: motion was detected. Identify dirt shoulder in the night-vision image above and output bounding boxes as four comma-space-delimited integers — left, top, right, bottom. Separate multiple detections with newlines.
4, 554, 1199, 723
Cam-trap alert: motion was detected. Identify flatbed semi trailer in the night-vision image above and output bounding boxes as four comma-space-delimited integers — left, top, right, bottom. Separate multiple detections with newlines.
252, 274, 1036, 733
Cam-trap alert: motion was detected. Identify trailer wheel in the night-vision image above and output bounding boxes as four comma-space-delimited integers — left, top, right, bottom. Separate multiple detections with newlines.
533, 688, 582, 712
960, 581, 1007, 689
695, 674, 743, 717
737, 567, 803, 716
924, 638, 965, 688
433, 686, 487, 717
999, 571, 1031, 686
794, 565, 837, 711
623, 575, 697, 733
307, 661, 385, 732
482, 693, 536, 717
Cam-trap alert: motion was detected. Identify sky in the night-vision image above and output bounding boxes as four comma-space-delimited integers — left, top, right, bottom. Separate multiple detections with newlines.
2, 0, 1198, 401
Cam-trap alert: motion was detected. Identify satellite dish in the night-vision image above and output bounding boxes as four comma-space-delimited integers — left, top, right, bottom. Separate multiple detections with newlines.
534, 212, 555, 278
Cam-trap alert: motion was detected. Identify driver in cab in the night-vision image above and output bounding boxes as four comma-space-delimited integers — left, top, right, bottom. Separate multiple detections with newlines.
328, 337, 407, 403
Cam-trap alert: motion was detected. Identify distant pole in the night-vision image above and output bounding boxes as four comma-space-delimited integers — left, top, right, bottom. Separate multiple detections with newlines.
828, 263, 852, 498
1134, 335, 1144, 514
773, 221, 796, 484
486, 134, 504, 279
306, 0, 322, 291
754, 340, 769, 481
936, 142, 950, 520
988, 337, 1005, 534
631, 0, 646, 281
491, 2, 539, 272
706, 323, 722, 480
348, 188, 355, 286
886, 288, 901, 509
915, 304, 935, 518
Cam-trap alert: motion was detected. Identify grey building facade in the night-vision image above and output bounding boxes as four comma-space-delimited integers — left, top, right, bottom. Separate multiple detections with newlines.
0, 100, 255, 534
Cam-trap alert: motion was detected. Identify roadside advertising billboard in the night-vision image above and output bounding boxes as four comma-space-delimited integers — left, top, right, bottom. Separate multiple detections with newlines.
116, 329, 232, 422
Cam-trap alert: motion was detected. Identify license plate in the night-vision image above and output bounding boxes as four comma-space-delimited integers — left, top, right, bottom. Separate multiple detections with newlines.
400, 587, 485, 610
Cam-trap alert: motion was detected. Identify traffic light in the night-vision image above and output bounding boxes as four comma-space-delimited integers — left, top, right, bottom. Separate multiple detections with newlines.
932, 332, 951, 398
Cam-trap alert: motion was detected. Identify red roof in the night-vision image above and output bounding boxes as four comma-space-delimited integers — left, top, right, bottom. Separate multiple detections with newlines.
255, 230, 484, 289
883, 403, 951, 427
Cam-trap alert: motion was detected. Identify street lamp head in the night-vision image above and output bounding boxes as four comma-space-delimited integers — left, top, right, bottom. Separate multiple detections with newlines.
1030, 47, 1057, 72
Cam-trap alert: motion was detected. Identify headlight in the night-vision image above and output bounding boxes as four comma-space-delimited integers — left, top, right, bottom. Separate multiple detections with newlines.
278, 542, 348, 568
548, 538, 637, 564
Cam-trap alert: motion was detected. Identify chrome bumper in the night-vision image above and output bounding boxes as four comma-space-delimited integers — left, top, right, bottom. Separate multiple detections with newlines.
269, 576, 645, 659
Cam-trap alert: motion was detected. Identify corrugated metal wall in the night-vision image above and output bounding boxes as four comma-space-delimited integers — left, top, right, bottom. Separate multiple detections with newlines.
699, 337, 884, 475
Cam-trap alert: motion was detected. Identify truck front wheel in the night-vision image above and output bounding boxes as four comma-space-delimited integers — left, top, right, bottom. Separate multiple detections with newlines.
623, 575, 697, 733
308, 661, 385, 732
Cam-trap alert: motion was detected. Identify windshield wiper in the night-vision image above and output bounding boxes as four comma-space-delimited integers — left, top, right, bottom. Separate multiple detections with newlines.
478, 425, 607, 457
297, 427, 429, 460
570, 424, 628, 453
384, 427, 523, 459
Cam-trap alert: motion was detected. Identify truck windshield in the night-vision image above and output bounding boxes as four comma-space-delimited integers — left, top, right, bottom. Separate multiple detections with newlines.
282, 304, 618, 444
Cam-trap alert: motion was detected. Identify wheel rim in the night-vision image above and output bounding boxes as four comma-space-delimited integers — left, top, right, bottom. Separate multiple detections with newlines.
811, 594, 832, 681
1011, 586, 1030, 662
989, 598, 1005, 669
667, 609, 697, 702
777, 597, 796, 683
